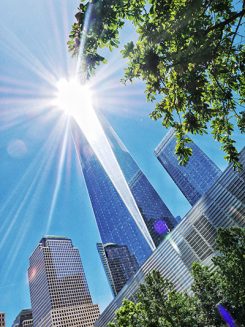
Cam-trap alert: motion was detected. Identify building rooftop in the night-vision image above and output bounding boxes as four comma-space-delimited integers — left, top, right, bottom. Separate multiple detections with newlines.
39, 236, 71, 246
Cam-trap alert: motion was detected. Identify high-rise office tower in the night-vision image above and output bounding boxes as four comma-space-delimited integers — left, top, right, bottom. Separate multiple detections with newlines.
28, 236, 100, 327
0, 313, 5, 327
72, 122, 153, 265
12, 309, 33, 327
155, 129, 222, 206
101, 120, 177, 246
97, 243, 139, 296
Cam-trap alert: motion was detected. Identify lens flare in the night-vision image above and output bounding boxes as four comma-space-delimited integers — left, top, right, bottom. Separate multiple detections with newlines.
154, 219, 169, 235
217, 304, 236, 327
7, 139, 28, 158
29, 267, 37, 282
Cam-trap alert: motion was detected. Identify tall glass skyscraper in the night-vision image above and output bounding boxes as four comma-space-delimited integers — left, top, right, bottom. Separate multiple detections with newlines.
28, 236, 100, 327
72, 116, 177, 265
101, 120, 177, 246
155, 129, 222, 206
97, 243, 139, 296
72, 122, 152, 265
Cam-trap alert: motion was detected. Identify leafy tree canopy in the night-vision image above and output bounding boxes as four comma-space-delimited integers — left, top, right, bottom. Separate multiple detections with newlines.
109, 270, 199, 327
192, 227, 245, 325
68, 0, 245, 168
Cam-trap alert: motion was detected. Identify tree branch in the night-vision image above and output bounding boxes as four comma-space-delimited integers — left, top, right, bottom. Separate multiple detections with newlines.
227, 13, 244, 59
205, 9, 245, 34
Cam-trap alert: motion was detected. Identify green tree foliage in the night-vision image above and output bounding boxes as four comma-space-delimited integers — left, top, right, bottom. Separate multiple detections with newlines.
192, 227, 245, 326
108, 228, 245, 327
109, 270, 199, 327
191, 263, 223, 326
68, 0, 245, 167
108, 299, 145, 327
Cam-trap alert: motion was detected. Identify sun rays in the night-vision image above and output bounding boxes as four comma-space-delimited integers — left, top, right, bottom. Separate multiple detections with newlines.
0, 0, 154, 287
0, 116, 69, 283
45, 118, 71, 233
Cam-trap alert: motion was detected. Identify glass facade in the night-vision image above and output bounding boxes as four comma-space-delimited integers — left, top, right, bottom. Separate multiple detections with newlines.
96, 119, 177, 247
95, 148, 245, 327
155, 129, 222, 206
72, 123, 152, 265
129, 172, 176, 246
28, 236, 100, 327
97, 243, 139, 295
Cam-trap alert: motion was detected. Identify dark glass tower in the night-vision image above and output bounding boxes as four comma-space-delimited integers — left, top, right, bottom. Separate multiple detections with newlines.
72, 122, 152, 265
97, 243, 139, 296
96, 118, 177, 246
28, 236, 99, 327
155, 129, 222, 206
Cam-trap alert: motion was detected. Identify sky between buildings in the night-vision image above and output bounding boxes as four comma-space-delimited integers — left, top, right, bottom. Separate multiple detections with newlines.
0, 1, 243, 326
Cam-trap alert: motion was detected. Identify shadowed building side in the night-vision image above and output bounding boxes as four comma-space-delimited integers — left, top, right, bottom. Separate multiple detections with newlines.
97, 243, 117, 296
97, 243, 139, 296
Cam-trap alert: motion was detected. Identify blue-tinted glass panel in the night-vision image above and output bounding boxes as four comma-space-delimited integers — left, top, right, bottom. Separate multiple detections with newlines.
155, 129, 222, 206
103, 121, 177, 246
72, 125, 152, 265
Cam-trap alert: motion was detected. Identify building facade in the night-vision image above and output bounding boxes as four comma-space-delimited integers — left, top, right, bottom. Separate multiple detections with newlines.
97, 243, 139, 296
72, 121, 153, 265
95, 148, 245, 327
28, 236, 100, 327
12, 309, 33, 327
155, 129, 222, 206
72, 117, 177, 268
0, 313, 5, 327
102, 121, 177, 246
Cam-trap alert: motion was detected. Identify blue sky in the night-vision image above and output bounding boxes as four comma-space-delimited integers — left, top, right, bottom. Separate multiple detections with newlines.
0, 1, 244, 326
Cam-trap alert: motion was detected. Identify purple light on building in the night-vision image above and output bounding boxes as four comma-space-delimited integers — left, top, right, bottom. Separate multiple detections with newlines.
153, 220, 169, 235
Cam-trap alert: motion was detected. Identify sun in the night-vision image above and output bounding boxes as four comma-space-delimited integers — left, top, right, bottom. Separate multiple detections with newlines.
53, 77, 99, 141
54, 78, 93, 120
